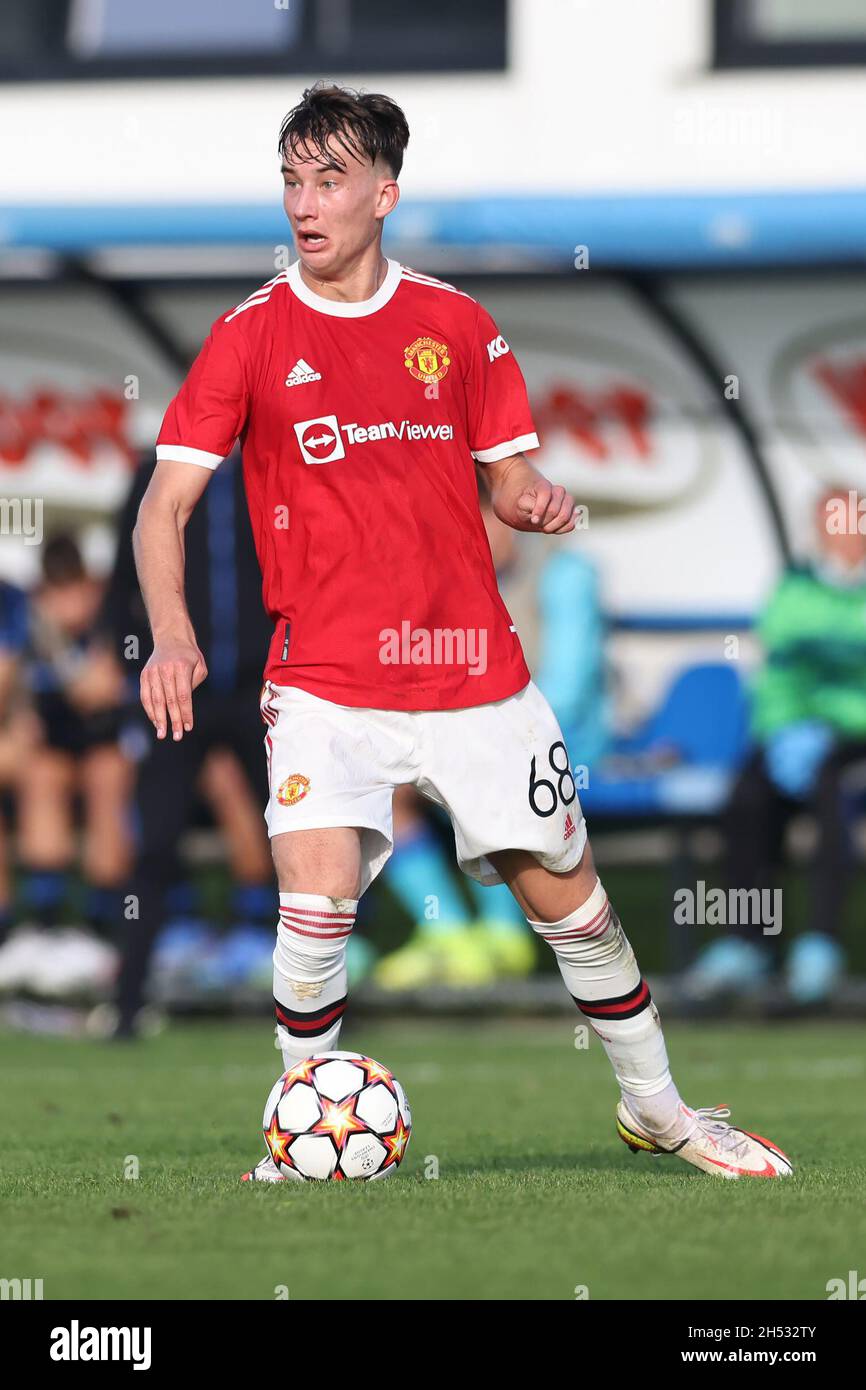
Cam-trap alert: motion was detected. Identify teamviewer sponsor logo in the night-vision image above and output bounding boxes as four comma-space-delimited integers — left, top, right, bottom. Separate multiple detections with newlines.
343, 420, 453, 443
294, 415, 345, 465
295, 414, 454, 464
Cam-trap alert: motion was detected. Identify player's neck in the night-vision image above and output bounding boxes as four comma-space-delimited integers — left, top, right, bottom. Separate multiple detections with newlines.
296, 250, 388, 305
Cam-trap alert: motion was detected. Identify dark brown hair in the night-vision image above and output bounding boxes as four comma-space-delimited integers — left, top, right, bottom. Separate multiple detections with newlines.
41, 533, 85, 586
278, 82, 409, 178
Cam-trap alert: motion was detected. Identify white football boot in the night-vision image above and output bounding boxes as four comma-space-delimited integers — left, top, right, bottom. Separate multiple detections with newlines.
616, 1099, 793, 1179
241, 1155, 286, 1183
0, 926, 45, 992
28, 928, 118, 999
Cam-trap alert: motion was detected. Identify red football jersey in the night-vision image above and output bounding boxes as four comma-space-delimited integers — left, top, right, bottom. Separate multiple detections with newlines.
156, 258, 539, 710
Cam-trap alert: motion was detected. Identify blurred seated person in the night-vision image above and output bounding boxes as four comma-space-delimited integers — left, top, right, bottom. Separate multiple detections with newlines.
373, 474, 609, 990
0, 579, 38, 952
2, 535, 130, 996
686, 485, 866, 1006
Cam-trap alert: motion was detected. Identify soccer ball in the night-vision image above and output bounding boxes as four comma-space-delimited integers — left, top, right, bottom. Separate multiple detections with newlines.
261, 1051, 412, 1181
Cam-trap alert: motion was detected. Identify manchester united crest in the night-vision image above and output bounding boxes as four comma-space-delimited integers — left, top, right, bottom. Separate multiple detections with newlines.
277, 773, 310, 806
404, 336, 450, 384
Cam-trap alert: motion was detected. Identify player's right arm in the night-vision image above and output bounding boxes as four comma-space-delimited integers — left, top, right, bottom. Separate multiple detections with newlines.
137, 309, 252, 740
134, 460, 211, 741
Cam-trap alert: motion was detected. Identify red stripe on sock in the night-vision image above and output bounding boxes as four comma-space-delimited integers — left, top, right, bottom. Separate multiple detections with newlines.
538, 903, 610, 941
280, 921, 354, 940
275, 1001, 346, 1032
279, 906, 356, 920
582, 981, 651, 1017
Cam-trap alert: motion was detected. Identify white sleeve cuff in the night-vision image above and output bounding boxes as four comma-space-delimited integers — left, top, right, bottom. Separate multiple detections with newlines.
472, 432, 540, 464
155, 444, 226, 470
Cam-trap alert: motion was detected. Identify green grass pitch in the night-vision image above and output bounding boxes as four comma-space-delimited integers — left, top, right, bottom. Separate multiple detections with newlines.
1, 1017, 863, 1300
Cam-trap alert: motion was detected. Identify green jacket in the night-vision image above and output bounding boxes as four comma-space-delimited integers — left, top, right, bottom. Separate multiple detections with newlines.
751, 566, 866, 740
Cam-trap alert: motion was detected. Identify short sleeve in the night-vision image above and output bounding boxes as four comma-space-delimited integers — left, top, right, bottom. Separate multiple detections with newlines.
464, 302, 539, 463
156, 317, 251, 470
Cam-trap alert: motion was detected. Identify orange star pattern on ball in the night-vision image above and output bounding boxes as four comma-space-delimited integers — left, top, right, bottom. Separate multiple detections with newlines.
312, 1095, 367, 1150
264, 1113, 294, 1168
358, 1057, 396, 1088
381, 1115, 411, 1167
283, 1057, 321, 1089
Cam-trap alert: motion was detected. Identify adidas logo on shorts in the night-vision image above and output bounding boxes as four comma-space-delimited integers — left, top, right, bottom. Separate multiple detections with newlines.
564, 811, 576, 841
285, 358, 322, 387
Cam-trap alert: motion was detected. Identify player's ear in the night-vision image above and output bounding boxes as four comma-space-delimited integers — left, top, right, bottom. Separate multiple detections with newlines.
375, 177, 400, 221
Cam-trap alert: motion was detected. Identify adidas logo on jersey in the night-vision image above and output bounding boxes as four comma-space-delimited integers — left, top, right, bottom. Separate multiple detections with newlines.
285, 359, 322, 387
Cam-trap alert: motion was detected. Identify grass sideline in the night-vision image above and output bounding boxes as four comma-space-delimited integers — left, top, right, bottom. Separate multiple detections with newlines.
0, 1018, 863, 1301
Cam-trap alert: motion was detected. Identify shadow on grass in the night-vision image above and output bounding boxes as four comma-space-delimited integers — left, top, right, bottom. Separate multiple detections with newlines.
413, 1150, 679, 1180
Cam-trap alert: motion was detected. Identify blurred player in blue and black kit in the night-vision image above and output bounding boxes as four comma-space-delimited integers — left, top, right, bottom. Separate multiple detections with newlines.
0, 578, 31, 949
104, 450, 277, 1034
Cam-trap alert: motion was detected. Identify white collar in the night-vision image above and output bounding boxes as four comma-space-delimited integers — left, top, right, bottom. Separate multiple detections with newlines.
287, 256, 402, 317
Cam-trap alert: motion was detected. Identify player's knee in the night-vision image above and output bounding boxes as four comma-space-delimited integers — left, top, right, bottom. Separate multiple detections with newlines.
271, 829, 361, 898
529, 879, 628, 966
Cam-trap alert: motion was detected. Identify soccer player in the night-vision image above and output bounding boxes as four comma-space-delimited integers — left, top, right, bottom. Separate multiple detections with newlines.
134, 83, 791, 1181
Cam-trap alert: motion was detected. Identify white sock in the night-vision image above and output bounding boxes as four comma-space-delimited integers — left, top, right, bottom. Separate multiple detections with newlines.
528, 878, 689, 1140
272, 892, 357, 1070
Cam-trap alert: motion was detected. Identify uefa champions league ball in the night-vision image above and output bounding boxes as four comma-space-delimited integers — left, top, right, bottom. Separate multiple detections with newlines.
262, 1051, 412, 1181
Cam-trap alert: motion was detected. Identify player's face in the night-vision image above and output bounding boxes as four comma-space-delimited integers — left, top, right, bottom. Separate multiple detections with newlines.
281, 137, 397, 277
37, 577, 102, 635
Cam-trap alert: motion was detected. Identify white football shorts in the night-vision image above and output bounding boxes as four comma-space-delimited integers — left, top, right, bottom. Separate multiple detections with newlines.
260, 679, 587, 893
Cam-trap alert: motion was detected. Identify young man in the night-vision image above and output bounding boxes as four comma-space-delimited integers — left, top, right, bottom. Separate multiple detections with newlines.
11, 536, 127, 998
686, 485, 866, 1006
135, 83, 791, 1181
